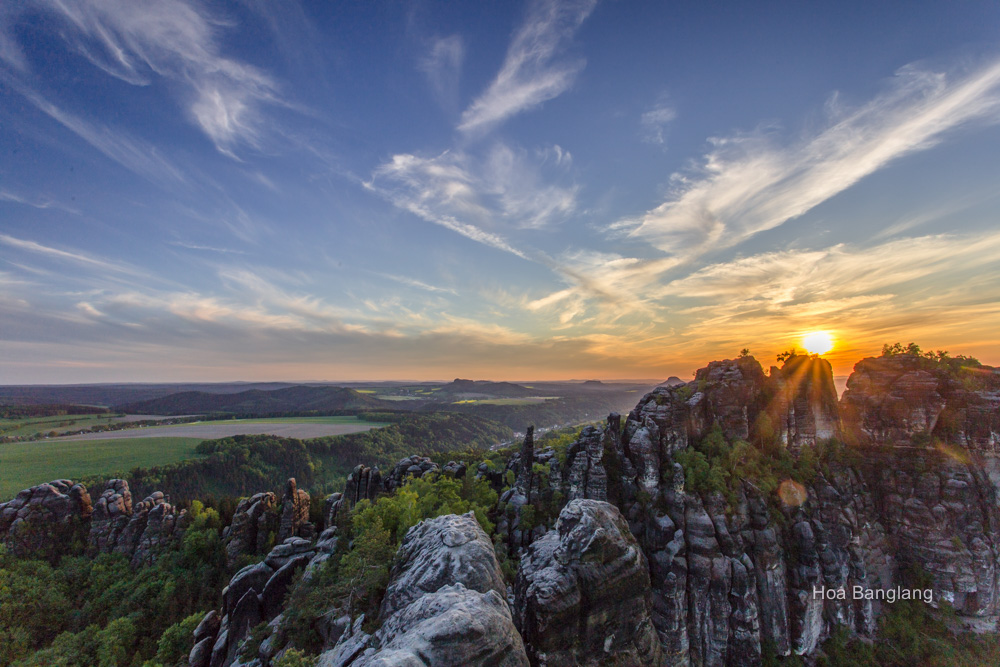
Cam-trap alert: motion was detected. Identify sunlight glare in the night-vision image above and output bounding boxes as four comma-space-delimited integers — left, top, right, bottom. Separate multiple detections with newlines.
802, 331, 834, 355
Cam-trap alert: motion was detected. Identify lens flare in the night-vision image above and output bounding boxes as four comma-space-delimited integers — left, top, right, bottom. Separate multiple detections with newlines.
802, 331, 833, 355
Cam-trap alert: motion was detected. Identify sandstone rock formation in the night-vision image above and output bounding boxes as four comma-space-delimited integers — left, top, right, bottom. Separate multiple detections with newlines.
516, 499, 662, 666
278, 478, 313, 543
769, 355, 840, 451
384, 455, 439, 491
342, 465, 382, 508
199, 536, 317, 667
841, 353, 1000, 451
318, 512, 528, 667
223, 491, 279, 568
0, 479, 92, 557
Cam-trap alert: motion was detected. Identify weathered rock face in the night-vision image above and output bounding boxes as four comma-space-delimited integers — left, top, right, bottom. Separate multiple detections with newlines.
0, 479, 92, 558
381, 512, 507, 619
692, 357, 770, 442
1, 477, 187, 564
202, 537, 317, 667
561, 424, 609, 503
875, 451, 1000, 616
516, 499, 662, 666
277, 478, 313, 543
127, 491, 185, 567
320, 512, 528, 667
343, 465, 382, 508
223, 491, 279, 568
841, 354, 1000, 451
769, 355, 840, 452
89, 479, 132, 554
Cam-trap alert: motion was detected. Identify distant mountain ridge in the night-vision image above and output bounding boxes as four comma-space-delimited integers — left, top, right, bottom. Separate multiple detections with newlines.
437, 379, 535, 398
122, 385, 387, 415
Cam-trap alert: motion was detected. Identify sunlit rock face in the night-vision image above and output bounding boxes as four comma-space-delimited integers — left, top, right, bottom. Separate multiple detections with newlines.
840, 353, 1000, 451
769, 355, 840, 452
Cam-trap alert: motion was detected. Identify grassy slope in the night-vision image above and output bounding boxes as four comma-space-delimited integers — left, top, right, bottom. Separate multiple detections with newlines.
0, 437, 204, 499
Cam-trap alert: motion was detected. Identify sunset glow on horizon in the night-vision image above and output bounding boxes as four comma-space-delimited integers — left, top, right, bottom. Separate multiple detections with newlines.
2, 2, 1000, 384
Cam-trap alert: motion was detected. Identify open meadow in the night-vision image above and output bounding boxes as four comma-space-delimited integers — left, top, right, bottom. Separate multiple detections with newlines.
0, 436, 204, 499
54, 415, 385, 442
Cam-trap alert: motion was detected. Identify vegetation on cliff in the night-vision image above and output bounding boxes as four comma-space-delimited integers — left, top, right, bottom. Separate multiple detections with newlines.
0, 502, 227, 667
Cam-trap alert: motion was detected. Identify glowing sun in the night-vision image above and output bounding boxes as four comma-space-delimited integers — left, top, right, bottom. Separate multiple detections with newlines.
802, 331, 834, 355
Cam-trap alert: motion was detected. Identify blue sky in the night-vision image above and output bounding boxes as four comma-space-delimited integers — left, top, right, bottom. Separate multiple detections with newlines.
2, 0, 1000, 383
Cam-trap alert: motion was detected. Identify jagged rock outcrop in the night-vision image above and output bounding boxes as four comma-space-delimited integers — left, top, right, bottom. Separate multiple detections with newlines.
516, 499, 662, 666
278, 478, 313, 543
319, 512, 528, 666
223, 491, 279, 568
89, 479, 132, 553
560, 423, 609, 502
385, 455, 440, 491
841, 353, 1000, 451
343, 465, 382, 508
769, 355, 840, 452
202, 537, 317, 667
875, 451, 1000, 616
0, 479, 92, 557
127, 491, 186, 567
1, 477, 186, 564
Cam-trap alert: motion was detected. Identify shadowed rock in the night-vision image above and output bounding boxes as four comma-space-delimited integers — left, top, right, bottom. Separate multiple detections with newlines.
516, 499, 662, 666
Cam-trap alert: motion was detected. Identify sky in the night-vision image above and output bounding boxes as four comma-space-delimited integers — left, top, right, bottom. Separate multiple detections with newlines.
2, 0, 1000, 384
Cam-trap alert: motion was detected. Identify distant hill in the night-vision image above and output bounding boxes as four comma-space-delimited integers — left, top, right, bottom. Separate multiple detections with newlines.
122, 385, 388, 416
660, 376, 686, 387
436, 379, 535, 398
0, 382, 304, 407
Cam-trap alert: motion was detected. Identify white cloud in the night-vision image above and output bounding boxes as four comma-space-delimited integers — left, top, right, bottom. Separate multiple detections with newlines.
16, 87, 186, 185
375, 272, 457, 295
369, 143, 577, 255
458, 0, 596, 134
420, 35, 464, 108
0, 234, 143, 275
620, 60, 1000, 260
641, 100, 677, 145
0, 189, 80, 214
27, 0, 278, 155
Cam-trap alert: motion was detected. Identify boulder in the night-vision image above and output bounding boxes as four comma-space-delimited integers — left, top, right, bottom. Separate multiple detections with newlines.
381, 512, 506, 619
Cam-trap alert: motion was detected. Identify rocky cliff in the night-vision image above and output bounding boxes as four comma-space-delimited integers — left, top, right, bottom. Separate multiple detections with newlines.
5, 351, 1000, 667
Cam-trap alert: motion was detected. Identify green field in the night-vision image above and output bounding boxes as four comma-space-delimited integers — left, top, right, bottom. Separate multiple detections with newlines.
0, 413, 119, 438
182, 416, 371, 425
452, 397, 557, 405
0, 437, 205, 500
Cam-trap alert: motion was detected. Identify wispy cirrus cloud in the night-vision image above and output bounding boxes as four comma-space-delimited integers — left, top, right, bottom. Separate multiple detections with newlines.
0, 234, 143, 275
421, 35, 465, 109
641, 98, 677, 145
368, 143, 577, 257
0, 189, 80, 214
24, 0, 279, 156
619, 59, 1000, 259
661, 233, 1000, 303
374, 272, 458, 295
458, 0, 597, 134
14, 87, 186, 185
